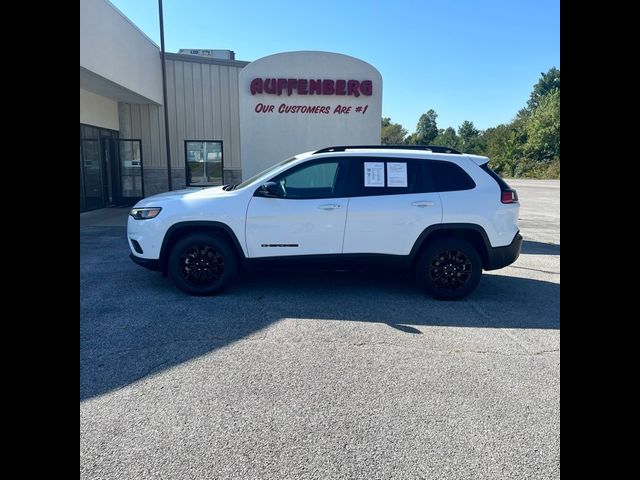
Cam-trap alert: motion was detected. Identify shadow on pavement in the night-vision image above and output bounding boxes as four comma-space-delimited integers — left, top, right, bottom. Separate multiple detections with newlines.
521, 240, 560, 255
81, 227, 559, 400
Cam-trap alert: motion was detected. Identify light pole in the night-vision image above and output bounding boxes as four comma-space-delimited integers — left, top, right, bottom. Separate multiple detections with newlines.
158, 0, 172, 191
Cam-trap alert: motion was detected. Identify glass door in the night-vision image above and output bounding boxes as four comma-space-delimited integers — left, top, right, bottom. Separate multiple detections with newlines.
119, 139, 144, 203
101, 132, 120, 206
80, 125, 104, 211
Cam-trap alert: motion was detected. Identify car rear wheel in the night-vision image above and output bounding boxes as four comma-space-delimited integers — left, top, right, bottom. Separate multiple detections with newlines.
168, 234, 237, 296
416, 238, 482, 300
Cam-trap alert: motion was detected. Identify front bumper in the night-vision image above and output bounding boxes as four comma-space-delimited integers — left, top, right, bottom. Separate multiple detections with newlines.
484, 232, 523, 270
129, 253, 162, 272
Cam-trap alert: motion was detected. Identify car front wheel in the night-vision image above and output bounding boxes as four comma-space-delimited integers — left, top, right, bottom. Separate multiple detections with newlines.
168, 234, 237, 296
416, 238, 482, 300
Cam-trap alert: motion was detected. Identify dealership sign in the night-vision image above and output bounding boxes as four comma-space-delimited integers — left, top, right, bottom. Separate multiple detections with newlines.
250, 78, 373, 97
239, 51, 382, 177
250, 77, 374, 116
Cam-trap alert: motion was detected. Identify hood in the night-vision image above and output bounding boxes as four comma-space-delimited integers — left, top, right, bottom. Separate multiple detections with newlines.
134, 186, 228, 207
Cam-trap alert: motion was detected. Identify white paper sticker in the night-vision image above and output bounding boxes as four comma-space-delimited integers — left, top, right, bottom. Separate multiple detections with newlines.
387, 162, 407, 187
364, 162, 385, 187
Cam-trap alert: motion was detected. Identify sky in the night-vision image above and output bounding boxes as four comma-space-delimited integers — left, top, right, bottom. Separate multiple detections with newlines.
108, 0, 559, 133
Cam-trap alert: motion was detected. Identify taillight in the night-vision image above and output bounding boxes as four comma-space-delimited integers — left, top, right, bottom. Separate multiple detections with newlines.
501, 189, 518, 204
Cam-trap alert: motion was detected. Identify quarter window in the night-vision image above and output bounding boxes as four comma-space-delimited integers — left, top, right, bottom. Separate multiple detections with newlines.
428, 161, 476, 192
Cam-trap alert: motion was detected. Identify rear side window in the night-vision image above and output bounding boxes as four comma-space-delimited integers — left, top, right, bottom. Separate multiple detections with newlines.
346, 157, 425, 196
427, 161, 476, 192
344, 157, 476, 196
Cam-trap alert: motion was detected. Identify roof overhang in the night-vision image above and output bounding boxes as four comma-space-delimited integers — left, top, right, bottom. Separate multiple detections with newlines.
80, 66, 161, 105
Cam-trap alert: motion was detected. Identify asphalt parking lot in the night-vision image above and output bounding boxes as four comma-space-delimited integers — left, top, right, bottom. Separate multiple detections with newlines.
80, 179, 559, 479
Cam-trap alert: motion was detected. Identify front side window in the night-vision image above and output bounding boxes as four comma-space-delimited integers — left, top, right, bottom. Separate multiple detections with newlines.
271, 160, 342, 199
185, 141, 223, 186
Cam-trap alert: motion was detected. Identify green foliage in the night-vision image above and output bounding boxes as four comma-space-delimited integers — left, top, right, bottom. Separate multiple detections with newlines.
414, 109, 439, 144
404, 133, 420, 145
458, 120, 479, 141
524, 89, 560, 163
432, 127, 460, 150
407, 67, 560, 179
527, 67, 560, 110
381, 117, 408, 144
457, 121, 486, 155
484, 122, 527, 177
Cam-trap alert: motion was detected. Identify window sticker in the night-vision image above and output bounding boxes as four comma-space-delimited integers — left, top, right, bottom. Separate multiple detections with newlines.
387, 162, 408, 187
364, 162, 385, 187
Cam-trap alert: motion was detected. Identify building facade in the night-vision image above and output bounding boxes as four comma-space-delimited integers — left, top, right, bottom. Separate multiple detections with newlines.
80, 0, 381, 212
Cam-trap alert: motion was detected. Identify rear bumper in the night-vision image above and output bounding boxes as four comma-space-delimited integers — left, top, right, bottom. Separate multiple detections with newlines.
484, 232, 523, 270
129, 253, 162, 272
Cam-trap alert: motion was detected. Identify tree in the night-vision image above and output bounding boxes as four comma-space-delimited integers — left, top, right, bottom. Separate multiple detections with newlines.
524, 89, 560, 167
457, 121, 479, 142
381, 117, 408, 144
457, 120, 485, 154
484, 123, 525, 177
414, 109, 439, 144
432, 127, 460, 150
527, 67, 560, 110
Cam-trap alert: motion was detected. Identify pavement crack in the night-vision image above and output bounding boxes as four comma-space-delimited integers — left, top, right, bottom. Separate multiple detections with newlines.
452, 348, 559, 356
510, 265, 560, 275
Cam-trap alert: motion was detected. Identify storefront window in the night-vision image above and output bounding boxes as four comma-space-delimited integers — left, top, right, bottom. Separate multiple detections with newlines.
186, 141, 223, 186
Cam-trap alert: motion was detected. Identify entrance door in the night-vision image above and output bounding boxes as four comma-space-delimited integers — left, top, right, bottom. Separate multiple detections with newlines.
80, 124, 124, 212
119, 139, 144, 204
80, 127, 103, 211
100, 134, 119, 206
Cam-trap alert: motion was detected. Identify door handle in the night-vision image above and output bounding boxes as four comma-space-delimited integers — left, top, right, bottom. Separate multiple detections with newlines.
318, 204, 341, 210
411, 201, 435, 207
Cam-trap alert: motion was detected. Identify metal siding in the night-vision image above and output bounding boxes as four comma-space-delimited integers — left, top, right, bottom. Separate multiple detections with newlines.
116, 59, 244, 177
228, 67, 241, 169
183, 62, 195, 141
202, 64, 213, 137
157, 103, 167, 168
220, 66, 231, 168
193, 62, 204, 139
119, 103, 132, 137
166, 59, 178, 168
149, 104, 161, 167
137, 105, 148, 167
130, 104, 141, 138
173, 61, 186, 168
212, 65, 222, 140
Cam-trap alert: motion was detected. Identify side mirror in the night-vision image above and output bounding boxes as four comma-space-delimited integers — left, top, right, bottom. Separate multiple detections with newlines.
255, 181, 284, 198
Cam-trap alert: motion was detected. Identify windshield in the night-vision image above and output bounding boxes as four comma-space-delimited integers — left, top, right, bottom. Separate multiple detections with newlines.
231, 156, 298, 190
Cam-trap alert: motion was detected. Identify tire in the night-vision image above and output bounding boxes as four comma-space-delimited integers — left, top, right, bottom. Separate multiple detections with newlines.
415, 237, 482, 300
168, 233, 238, 296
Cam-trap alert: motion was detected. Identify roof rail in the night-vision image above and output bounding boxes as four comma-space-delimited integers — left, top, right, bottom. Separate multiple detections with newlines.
312, 145, 462, 155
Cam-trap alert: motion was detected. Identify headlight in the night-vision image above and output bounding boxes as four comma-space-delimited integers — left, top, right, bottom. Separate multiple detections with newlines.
129, 207, 162, 220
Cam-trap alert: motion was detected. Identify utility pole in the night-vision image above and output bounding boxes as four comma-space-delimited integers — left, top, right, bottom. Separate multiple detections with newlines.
158, 0, 172, 191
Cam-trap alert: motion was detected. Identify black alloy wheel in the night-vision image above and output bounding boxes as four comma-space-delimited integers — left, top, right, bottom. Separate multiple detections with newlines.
168, 234, 237, 295
179, 244, 225, 287
416, 237, 482, 300
429, 249, 472, 291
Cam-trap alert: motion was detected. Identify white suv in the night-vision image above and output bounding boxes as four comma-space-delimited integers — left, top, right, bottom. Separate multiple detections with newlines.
127, 145, 522, 300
